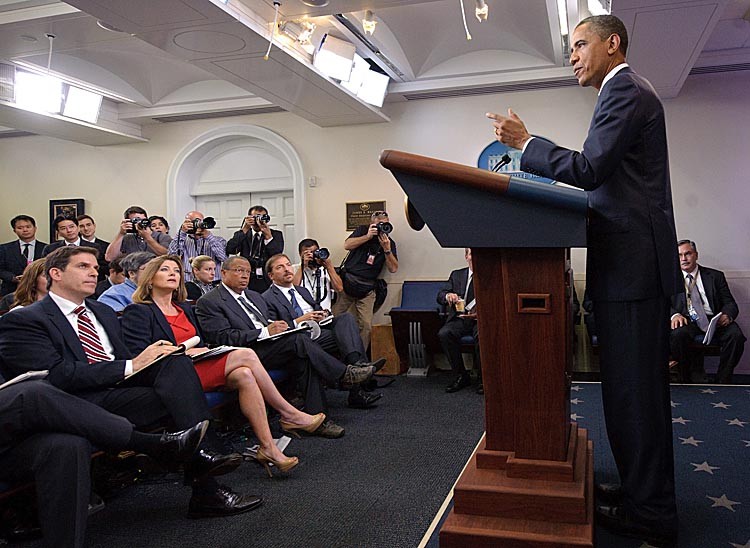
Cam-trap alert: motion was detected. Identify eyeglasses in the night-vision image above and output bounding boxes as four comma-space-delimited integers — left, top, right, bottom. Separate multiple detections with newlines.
372, 211, 388, 217
227, 268, 252, 275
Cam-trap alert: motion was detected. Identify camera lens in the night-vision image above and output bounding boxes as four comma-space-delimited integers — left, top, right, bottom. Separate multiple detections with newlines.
376, 221, 393, 234
313, 248, 330, 261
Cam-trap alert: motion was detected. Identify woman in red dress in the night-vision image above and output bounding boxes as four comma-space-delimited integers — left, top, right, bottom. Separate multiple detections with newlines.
122, 255, 325, 477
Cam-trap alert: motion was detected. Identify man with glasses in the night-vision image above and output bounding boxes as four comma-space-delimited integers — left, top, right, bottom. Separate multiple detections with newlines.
196, 256, 377, 437
98, 251, 155, 312
333, 211, 398, 349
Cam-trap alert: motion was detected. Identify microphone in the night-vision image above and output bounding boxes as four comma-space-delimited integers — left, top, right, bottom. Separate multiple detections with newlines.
491, 154, 512, 172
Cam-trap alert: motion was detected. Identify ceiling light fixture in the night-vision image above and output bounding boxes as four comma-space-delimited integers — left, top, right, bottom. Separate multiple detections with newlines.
362, 10, 377, 36
587, 0, 610, 16
301, 0, 329, 6
557, 0, 568, 36
459, 0, 472, 40
279, 20, 316, 45
475, 0, 488, 22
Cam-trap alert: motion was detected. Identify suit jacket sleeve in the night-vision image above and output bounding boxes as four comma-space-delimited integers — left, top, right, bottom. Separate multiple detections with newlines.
0, 308, 127, 392
522, 75, 644, 191
0, 244, 17, 283
266, 230, 284, 256
121, 303, 160, 355
712, 270, 739, 319
195, 293, 261, 347
437, 270, 462, 305
225, 230, 247, 256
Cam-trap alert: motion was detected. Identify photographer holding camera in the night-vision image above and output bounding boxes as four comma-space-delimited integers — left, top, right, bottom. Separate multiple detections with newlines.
168, 210, 226, 282
226, 205, 284, 292
332, 210, 398, 348
292, 238, 343, 312
105, 206, 171, 262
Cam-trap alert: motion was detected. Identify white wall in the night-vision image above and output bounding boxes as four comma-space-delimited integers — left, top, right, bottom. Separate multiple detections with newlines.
1, 69, 749, 373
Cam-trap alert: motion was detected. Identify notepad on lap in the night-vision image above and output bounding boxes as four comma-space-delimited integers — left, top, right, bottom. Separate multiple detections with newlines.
0, 370, 49, 391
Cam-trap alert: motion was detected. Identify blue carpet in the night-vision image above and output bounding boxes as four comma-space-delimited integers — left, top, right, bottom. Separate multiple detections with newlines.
427, 382, 750, 548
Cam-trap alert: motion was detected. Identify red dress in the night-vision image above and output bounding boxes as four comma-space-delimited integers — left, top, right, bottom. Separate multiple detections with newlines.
165, 307, 229, 391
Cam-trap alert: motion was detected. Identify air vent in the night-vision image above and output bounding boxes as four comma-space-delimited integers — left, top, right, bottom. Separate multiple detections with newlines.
403, 78, 579, 101
0, 62, 15, 102
689, 63, 750, 75
153, 106, 285, 123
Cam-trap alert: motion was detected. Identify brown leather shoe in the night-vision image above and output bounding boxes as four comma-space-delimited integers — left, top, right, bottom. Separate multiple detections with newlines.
312, 419, 345, 438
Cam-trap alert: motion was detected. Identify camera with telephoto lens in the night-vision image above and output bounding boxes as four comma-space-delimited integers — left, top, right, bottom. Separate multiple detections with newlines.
376, 221, 393, 234
127, 217, 151, 234
252, 213, 271, 224
308, 247, 330, 268
188, 216, 216, 234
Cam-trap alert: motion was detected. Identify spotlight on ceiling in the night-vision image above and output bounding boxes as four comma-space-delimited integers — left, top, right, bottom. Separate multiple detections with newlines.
362, 10, 377, 35
301, 0, 329, 6
475, 0, 488, 22
278, 20, 316, 45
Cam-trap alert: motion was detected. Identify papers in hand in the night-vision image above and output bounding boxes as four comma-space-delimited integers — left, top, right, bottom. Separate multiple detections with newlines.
702, 314, 722, 345
265, 321, 321, 341
0, 370, 48, 391
118, 336, 201, 383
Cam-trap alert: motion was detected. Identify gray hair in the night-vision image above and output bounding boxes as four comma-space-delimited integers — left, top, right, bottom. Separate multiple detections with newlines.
121, 251, 156, 277
677, 239, 697, 253
576, 14, 628, 56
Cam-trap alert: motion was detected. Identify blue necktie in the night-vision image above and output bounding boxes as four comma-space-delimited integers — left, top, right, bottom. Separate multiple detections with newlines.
288, 289, 304, 318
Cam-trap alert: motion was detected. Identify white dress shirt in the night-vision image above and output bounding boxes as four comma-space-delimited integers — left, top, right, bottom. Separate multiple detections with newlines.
48, 290, 134, 375
274, 284, 314, 324
19, 239, 37, 263
222, 283, 270, 340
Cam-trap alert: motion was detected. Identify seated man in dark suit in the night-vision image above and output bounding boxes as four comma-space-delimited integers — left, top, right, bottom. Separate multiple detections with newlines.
437, 248, 480, 393
0, 376, 207, 548
0, 246, 260, 519
670, 239, 746, 383
0, 214, 47, 296
225, 205, 284, 292
42, 215, 99, 257
196, 256, 377, 438
263, 253, 386, 409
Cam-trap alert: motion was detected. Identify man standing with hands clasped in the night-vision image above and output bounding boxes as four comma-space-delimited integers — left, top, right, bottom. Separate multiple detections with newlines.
488, 15, 681, 547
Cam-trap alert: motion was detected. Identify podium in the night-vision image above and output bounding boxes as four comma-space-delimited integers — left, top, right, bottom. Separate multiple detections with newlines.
380, 150, 593, 547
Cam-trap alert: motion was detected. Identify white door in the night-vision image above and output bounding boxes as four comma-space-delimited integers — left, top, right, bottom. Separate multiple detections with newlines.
196, 191, 295, 253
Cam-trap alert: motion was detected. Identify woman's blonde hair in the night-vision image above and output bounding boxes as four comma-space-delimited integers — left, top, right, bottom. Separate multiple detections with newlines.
132, 255, 187, 304
190, 255, 216, 272
13, 258, 47, 308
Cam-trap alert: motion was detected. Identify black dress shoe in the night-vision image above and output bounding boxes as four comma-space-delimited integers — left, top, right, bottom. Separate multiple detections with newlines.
595, 482, 623, 504
159, 420, 209, 462
187, 484, 262, 518
445, 374, 471, 393
185, 449, 243, 481
348, 388, 383, 409
595, 504, 677, 547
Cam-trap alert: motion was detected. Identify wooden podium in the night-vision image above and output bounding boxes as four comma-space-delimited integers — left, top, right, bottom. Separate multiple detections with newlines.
380, 150, 593, 547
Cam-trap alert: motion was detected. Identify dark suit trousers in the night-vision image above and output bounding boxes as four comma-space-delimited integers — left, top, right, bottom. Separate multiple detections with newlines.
317, 314, 367, 364
83, 355, 212, 431
253, 333, 346, 414
670, 320, 745, 384
595, 297, 677, 531
438, 317, 479, 374
0, 381, 134, 548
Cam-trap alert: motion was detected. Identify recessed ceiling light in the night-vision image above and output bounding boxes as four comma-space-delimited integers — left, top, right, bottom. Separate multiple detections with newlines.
20, 35, 38, 42
301, 0, 330, 6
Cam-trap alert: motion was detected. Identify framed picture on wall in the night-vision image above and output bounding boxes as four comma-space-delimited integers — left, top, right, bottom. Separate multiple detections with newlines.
49, 199, 84, 241
346, 201, 386, 231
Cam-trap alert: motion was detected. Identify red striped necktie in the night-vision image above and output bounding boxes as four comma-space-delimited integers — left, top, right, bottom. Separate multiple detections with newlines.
73, 306, 111, 364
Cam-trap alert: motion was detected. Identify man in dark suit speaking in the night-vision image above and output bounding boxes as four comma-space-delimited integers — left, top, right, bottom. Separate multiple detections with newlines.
670, 240, 745, 383
0, 246, 260, 519
489, 14, 680, 547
